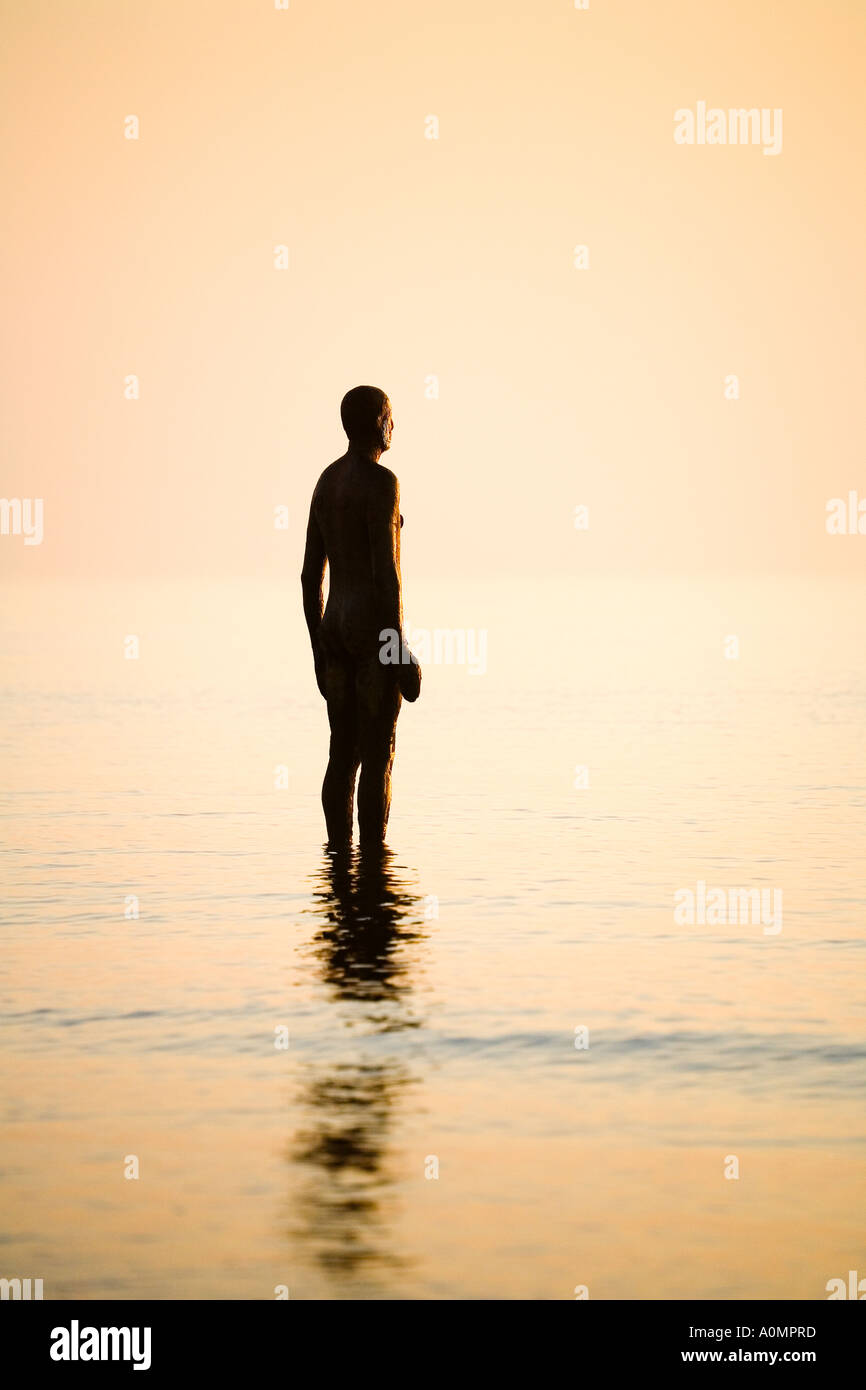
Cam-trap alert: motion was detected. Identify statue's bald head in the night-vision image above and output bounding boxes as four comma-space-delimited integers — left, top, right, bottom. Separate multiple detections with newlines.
340, 385, 392, 453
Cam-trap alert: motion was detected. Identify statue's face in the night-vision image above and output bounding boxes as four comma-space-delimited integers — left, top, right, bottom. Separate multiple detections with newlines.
378, 400, 394, 451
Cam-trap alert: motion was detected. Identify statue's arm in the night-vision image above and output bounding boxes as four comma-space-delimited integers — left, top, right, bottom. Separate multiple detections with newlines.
301, 494, 327, 696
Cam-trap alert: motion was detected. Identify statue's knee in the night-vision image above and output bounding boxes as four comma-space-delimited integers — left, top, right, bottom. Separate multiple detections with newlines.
329, 741, 359, 773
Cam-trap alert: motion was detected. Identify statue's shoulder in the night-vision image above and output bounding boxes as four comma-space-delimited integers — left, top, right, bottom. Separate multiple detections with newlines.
372, 463, 399, 498
312, 457, 343, 500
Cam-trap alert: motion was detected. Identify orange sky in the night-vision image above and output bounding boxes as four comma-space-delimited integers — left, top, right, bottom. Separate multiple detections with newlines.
1, 0, 864, 579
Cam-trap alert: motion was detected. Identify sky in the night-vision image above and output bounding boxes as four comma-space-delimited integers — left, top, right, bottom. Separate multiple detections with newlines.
1, 0, 865, 580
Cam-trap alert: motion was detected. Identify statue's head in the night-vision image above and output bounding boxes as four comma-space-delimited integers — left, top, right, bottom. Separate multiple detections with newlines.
340, 385, 393, 454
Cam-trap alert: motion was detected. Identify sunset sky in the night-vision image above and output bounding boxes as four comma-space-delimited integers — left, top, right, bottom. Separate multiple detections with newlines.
2, 0, 864, 579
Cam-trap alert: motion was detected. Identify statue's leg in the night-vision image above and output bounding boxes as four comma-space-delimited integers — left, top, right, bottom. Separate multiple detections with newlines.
356, 657, 402, 846
322, 654, 360, 848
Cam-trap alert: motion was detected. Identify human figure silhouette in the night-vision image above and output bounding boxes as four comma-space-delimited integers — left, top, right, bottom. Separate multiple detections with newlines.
302, 387, 421, 848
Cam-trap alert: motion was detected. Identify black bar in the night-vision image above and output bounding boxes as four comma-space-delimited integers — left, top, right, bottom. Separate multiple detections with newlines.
6, 1299, 861, 1375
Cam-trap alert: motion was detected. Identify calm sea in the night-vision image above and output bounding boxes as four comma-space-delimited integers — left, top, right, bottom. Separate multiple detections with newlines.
1, 574, 863, 1298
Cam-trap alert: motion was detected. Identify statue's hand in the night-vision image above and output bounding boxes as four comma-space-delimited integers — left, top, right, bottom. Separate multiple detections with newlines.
399, 649, 421, 702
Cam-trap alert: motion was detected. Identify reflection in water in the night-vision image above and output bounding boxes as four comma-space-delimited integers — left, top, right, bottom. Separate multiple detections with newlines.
305, 846, 427, 1012
289, 847, 429, 1283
